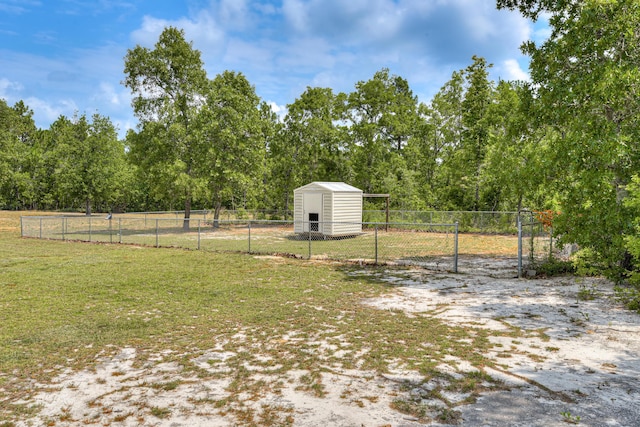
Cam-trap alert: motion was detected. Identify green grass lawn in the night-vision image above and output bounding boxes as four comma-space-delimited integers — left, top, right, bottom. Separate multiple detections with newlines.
0, 211, 513, 424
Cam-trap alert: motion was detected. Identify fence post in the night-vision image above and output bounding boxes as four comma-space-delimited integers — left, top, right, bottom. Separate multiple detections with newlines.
375, 225, 378, 264
118, 218, 122, 244
198, 219, 201, 250
248, 221, 251, 253
529, 220, 536, 264
109, 217, 113, 243
308, 224, 312, 259
454, 222, 459, 273
156, 219, 159, 248
517, 216, 523, 278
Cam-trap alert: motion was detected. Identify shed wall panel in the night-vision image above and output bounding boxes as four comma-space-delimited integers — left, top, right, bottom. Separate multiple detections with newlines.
293, 191, 305, 233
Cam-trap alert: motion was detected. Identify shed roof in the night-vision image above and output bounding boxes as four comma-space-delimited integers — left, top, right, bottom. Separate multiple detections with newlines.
295, 182, 362, 193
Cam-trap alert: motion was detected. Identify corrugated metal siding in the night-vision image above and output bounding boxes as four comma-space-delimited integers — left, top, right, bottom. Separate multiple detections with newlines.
331, 192, 362, 235
293, 191, 305, 233
323, 192, 333, 235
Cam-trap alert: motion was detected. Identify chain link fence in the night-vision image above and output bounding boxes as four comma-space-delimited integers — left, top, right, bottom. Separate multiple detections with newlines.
517, 214, 555, 277
118, 209, 521, 232
20, 215, 460, 272
20, 212, 557, 276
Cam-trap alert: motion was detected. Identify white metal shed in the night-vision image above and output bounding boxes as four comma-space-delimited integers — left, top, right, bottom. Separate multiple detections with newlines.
293, 182, 363, 237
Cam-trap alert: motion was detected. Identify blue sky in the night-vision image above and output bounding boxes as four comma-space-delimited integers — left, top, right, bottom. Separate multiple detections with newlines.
0, 0, 548, 137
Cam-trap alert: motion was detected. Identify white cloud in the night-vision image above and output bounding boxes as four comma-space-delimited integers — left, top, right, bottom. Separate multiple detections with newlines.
0, 0, 41, 14
218, 0, 249, 30
95, 82, 128, 106
267, 101, 287, 119
130, 10, 225, 52
501, 59, 530, 82
24, 96, 77, 123
1, 0, 543, 135
281, 0, 305, 31
277, 0, 531, 67
276, 37, 336, 71
130, 16, 168, 46
222, 39, 275, 70
0, 77, 23, 97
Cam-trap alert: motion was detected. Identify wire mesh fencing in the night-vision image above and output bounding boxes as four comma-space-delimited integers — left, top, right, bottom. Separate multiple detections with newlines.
22, 213, 562, 276
517, 215, 555, 275
126, 209, 522, 233
20, 216, 461, 272
363, 210, 520, 234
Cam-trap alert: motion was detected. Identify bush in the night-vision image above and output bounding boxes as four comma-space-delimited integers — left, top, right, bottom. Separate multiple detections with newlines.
571, 248, 602, 277
530, 258, 576, 277
614, 285, 640, 313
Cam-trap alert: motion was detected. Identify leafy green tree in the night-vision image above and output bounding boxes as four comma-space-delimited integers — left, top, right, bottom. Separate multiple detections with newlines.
0, 100, 39, 209
422, 71, 466, 210
197, 71, 267, 224
498, 0, 640, 279
347, 68, 418, 196
255, 101, 280, 213
268, 87, 349, 212
460, 56, 494, 210
482, 80, 553, 212
49, 113, 127, 215
403, 103, 437, 208
123, 26, 208, 228
430, 58, 497, 210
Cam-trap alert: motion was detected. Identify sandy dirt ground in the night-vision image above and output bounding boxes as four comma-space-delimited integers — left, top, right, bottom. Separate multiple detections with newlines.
13, 257, 640, 426
364, 258, 640, 426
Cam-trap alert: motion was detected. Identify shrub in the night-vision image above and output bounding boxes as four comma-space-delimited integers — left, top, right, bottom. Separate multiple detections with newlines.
614, 285, 640, 313
571, 248, 602, 277
530, 258, 575, 277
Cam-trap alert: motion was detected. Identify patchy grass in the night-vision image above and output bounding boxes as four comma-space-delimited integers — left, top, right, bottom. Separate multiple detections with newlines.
1, 211, 513, 424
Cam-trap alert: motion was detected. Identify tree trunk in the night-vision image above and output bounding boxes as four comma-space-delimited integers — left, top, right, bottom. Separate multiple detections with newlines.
284, 192, 290, 220
85, 198, 92, 216
213, 199, 222, 228
183, 197, 191, 231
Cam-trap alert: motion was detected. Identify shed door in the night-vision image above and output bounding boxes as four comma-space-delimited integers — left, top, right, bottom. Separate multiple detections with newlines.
303, 192, 323, 232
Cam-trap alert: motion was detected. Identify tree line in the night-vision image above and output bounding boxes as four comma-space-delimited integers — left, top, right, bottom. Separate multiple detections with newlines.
2, 0, 640, 285
0, 48, 541, 216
